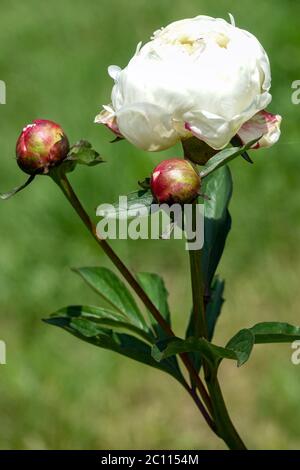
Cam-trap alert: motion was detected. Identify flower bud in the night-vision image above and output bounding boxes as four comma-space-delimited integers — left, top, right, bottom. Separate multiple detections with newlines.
150, 158, 200, 204
16, 119, 69, 174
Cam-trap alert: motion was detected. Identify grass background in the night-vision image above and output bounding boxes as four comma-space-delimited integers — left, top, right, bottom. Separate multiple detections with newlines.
0, 0, 300, 449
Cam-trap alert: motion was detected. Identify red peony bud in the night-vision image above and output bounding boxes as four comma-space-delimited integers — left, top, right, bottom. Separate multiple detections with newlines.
16, 119, 69, 174
150, 158, 201, 204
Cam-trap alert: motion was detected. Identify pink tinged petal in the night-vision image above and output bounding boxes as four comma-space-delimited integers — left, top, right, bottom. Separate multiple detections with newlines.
94, 106, 123, 138
237, 111, 282, 149
184, 122, 194, 133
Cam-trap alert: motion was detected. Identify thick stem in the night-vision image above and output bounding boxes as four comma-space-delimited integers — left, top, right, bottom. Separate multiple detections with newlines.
51, 172, 214, 426
187, 199, 247, 450
205, 372, 247, 449
186, 386, 218, 435
188, 202, 208, 339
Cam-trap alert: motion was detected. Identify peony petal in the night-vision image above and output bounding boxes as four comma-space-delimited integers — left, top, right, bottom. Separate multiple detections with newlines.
108, 65, 122, 81
116, 102, 179, 151
94, 105, 123, 138
184, 108, 244, 150
237, 110, 282, 149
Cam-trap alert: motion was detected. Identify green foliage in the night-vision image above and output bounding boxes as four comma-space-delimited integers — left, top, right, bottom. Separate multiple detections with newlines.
73, 266, 147, 329
200, 138, 259, 178
0, 0, 299, 450
136, 272, 171, 339
185, 278, 225, 373
152, 336, 238, 369
66, 140, 103, 167
52, 140, 103, 175
0, 174, 35, 200
201, 165, 232, 289
97, 189, 154, 219
206, 277, 225, 340
47, 305, 153, 342
45, 267, 185, 385
185, 166, 232, 374
153, 322, 300, 370
45, 306, 184, 382
227, 322, 300, 366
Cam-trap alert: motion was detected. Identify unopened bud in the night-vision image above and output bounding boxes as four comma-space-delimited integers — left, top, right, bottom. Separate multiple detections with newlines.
16, 119, 69, 174
150, 158, 200, 204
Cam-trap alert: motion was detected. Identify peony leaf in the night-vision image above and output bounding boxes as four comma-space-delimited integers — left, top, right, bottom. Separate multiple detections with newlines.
66, 140, 104, 167
226, 322, 300, 366
138, 177, 151, 190
152, 336, 239, 369
153, 329, 255, 369
230, 136, 253, 163
201, 165, 232, 288
45, 305, 153, 343
0, 174, 35, 200
205, 277, 225, 340
250, 322, 300, 343
44, 305, 185, 385
226, 329, 255, 366
136, 272, 171, 339
200, 137, 260, 178
162, 322, 300, 371
72, 266, 148, 331
96, 189, 155, 219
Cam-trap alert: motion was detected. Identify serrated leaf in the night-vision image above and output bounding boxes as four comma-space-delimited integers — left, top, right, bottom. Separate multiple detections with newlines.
73, 267, 148, 330
96, 189, 155, 219
136, 272, 171, 339
0, 174, 35, 200
45, 308, 185, 385
200, 138, 259, 178
67, 140, 103, 166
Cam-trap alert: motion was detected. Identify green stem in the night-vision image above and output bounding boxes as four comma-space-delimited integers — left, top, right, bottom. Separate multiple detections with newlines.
50, 171, 215, 430
205, 372, 247, 450
188, 199, 247, 450
188, 202, 208, 339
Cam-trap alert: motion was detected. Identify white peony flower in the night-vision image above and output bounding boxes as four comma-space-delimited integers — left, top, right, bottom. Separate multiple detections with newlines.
95, 15, 281, 152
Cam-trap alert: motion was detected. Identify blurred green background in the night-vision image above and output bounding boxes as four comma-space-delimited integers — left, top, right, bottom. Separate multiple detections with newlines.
0, 0, 299, 450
